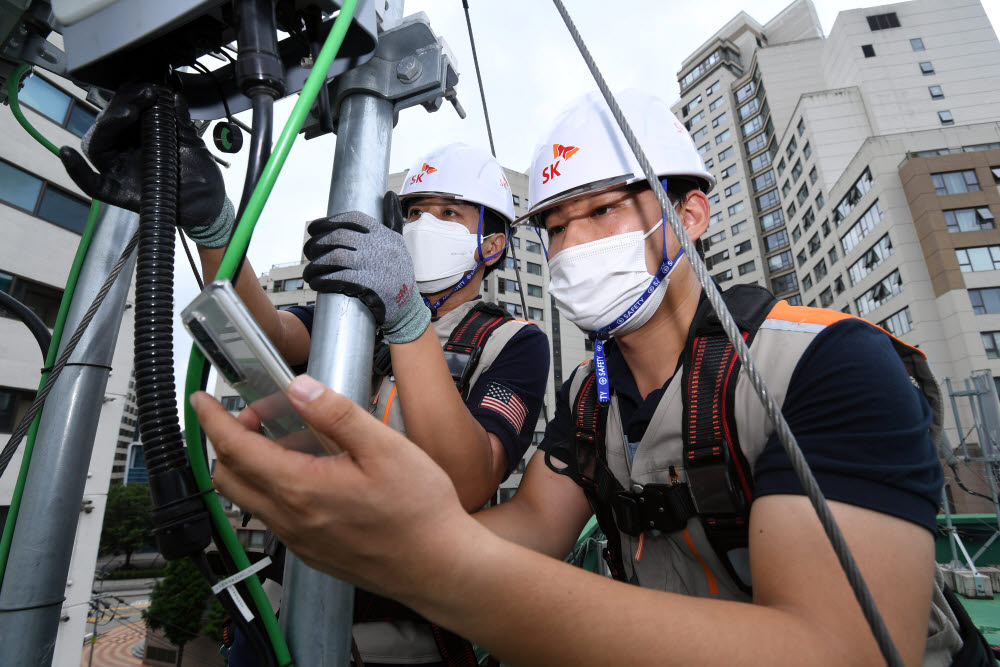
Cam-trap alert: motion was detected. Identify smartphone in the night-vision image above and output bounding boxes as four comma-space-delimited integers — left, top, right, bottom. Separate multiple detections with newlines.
181, 280, 338, 456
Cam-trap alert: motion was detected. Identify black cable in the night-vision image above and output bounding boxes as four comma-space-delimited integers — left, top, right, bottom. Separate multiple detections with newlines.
178, 228, 205, 290
231, 92, 274, 285
952, 463, 995, 501
192, 552, 277, 667
0, 230, 140, 479
0, 290, 52, 359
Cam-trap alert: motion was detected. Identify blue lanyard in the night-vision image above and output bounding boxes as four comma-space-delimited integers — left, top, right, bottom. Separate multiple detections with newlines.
424, 205, 508, 314
591, 208, 683, 404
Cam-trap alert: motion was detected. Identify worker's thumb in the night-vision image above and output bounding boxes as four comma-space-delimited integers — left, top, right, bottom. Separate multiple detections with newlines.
287, 374, 384, 459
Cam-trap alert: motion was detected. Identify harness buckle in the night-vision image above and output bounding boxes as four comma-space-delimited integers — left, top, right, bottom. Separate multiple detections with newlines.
610, 483, 698, 537
442, 345, 482, 392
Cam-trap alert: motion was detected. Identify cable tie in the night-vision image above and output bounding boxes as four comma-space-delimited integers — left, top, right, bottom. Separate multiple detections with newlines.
210, 556, 272, 622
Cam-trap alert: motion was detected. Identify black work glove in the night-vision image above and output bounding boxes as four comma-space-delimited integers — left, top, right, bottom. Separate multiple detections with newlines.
59, 82, 227, 231
303, 192, 430, 344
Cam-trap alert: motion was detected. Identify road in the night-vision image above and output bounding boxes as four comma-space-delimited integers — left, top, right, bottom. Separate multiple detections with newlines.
80, 592, 149, 666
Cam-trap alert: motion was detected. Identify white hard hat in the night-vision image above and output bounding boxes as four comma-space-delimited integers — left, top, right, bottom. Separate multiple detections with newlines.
519, 89, 716, 225
399, 143, 516, 224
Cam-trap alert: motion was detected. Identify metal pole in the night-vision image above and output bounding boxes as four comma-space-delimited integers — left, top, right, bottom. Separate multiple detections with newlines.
0, 206, 139, 665
941, 486, 960, 566
281, 92, 393, 666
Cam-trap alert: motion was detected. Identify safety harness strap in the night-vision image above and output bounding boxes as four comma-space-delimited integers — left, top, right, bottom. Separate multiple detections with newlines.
442, 301, 513, 398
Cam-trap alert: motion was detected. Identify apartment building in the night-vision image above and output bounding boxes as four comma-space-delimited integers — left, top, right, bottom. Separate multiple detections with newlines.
671, 0, 1000, 511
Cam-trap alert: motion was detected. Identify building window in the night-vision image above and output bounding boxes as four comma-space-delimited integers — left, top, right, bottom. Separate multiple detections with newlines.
681, 95, 702, 117
703, 229, 726, 251
736, 80, 756, 103
709, 97, 724, 112
802, 274, 813, 291
275, 277, 303, 292
856, 270, 903, 316
786, 136, 798, 160
771, 272, 799, 296
504, 302, 523, 317
528, 306, 544, 321
787, 202, 797, 218
527, 283, 542, 298
709, 193, 721, 206
809, 167, 818, 185
749, 148, 775, 174
866, 12, 900, 30
809, 233, 822, 256
791, 159, 803, 183
707, 80, 721, 96
797, 250, 808, 267
0, 269, 63, 327
512, 194, 520, 206
982, 331, 1000, 359
849, 234, 893, 286
797, 118, 806, 135
526, 240, 542, 254
782, 180, 792, 198
718, 146, 735, 162
742, 115, 764, 138
704, 158, 714, 169
504, 279, 520, 293
720, 164, 738, 180
724, 182, 742, 198
832, 167, 874, 225
756, 190, 780, 212
18, 74, 97, 138
714, 269, 733, 283
738, 260, 755, 276
786, 295, 803, 306
928, 85, 944, 100
803, 142, 812, 159
819, 287, 834, 308
692, 126, 709, 141
752, 170, 775, 193
727, 201, 745, 217
584, 338, 594, 352
970, 288, 1000, 315
715, 128, 731, 145
956, 246, 1000, 272
0, 160, 90, 234
697, 142, 711, 156
710, 211, 725, 226
816, 191, 825, 210
731, 220, 748, 236
712, 111, 727, 128
777, 158, 786, 175
840, 200, 884, 255
829, 246, 839, 265
944, 207, 995, 233
763, 229, 789, 253
734, 240, 752, 255
221, 396, 247, 412
767, 251, 793, 272
705, 249, 730, 270
932, 170, 980, 195
919, 61, 935, 76
814, 259, 828, 280
937, 110, 954, 126
792, 225, 802, 242
861, 44, 876, 58
745, 130, 771, 155
526, 262, 542, 276
910, 37, 925, 51
510, 236, 521, 249
834, 276, 845, 295
797, 183, 809, 205
760, 208, 784, 232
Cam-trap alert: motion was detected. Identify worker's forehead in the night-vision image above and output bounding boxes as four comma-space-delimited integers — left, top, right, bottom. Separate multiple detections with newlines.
408, 196, 476, 209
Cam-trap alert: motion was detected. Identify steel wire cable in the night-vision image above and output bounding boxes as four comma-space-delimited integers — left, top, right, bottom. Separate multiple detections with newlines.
0, 230, 140, 477
549, 1, 904, 665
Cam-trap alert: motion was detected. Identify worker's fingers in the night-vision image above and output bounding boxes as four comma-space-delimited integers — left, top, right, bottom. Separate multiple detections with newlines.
211, 461, 281, 525
286, 375, 401, 461
236, 406, 262, 431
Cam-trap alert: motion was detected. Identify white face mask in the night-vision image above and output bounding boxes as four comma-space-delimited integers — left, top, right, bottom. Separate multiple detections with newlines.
403, 212, 481, 294
548, 218, 681, 337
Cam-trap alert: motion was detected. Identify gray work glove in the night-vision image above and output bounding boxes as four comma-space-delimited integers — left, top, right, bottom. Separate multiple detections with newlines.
303, 192, 430, 344
59, 82, 235, 246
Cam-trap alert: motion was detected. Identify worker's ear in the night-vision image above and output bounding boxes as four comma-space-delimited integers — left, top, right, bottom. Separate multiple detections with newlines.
679, 191, 710, 242
480, 232, 508, 265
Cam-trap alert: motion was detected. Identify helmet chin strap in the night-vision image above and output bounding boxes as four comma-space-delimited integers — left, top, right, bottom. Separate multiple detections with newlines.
423, 205, 508, 315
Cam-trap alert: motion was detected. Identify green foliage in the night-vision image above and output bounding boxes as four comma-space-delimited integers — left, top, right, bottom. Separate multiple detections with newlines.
100, 483, 153, 567
143, 559, 213, 651
202, 596, 227, 641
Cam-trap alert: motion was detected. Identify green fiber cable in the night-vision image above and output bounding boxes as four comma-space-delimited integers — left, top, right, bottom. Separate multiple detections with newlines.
8, 63, 60, 156
183, 1, 358, 662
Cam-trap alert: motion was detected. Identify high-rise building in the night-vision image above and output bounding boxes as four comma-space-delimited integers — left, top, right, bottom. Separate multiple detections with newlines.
0, 45, 137, 665
215, 166, 590, 505
671, 0, 1000, 512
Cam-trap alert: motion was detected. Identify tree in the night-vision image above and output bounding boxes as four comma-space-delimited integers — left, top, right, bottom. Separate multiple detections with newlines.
100, 483, 152, 568
143, 558, 213, 666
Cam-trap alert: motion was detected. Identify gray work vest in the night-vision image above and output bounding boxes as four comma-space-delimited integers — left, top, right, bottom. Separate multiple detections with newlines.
568, 302, 961, 666
357, 299, 531, 664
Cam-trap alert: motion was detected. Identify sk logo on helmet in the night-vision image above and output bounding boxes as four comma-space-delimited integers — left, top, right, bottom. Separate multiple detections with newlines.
542, 144, 579, 184
409, 163, 438, 185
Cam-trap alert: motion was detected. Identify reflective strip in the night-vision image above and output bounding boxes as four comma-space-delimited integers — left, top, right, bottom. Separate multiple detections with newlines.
681, 527, 719, 596
382, 385, 398, 425
758, 319, 826, 334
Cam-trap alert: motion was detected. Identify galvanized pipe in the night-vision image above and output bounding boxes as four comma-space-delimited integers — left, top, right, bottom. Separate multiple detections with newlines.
0, 206, 139, 665
281, 91, 393, 666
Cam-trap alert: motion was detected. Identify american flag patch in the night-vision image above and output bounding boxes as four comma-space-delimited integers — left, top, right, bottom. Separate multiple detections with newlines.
480, 382, 527, 432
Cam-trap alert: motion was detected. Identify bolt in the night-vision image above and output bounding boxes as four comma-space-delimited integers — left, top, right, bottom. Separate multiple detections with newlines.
396, 56, 421, 83
300, 55, 314, 68
631, 483, 644, 494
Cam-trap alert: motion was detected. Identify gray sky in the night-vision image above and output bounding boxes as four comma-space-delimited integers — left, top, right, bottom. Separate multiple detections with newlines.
179, 0, 999, 400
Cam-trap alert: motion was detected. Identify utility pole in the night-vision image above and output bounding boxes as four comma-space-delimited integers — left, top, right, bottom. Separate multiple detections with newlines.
282, 6, 463, 663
